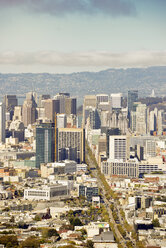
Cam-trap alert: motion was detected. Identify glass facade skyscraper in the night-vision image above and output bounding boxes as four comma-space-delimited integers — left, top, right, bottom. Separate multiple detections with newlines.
36, 123, 55, 168
127, 90, 138, 115
128, 90, 138, 127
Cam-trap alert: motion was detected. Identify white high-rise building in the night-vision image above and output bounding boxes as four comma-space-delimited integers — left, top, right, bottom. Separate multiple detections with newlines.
109, 135, 129, 161
110, 93, 122, 109
0, 102, 5, 143
145, 140, 156, 158
136, 104, 147, 135
56, 113, 67, 128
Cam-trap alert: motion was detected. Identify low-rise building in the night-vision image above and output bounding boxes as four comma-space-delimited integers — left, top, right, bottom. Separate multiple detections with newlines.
24, 184, 69, 201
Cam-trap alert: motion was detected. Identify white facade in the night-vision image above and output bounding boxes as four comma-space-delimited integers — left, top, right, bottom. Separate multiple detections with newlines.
57, 113, 67, 128
110, 93, 122, 109
24, 184, 69, 201
109, 135, 129, 161
101, 159, 138, 178
145, 140, 156, 158
136, 104, 147, 135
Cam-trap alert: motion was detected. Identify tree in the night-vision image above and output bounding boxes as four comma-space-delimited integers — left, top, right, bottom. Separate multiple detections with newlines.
69, 217, 83, 227
18, 221, 29, 229
20, 236, 40, 248
86, 240, 94, 248
152, 218, 160, 227
34, 214, 42, 221
0, 235, 18, 247
47, 228, 59, 237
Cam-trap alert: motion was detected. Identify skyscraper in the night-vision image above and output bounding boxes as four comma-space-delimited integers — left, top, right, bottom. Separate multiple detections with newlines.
42, 99, 60, 122
56, 113, 67, 128
83, 95, 97, 127
65, 97, 77, 115
0, 102, 5, 143
22, 92, 37, 127
127, 90, 138, 125
36, 122, 55, 168
136, 103, 147, 135
3, 95, 18, 120
89, 108, 101, 129
110, 93, 122, 109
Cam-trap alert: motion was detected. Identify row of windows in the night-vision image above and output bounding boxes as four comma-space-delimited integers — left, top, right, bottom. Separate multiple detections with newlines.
26, 191, 49, 197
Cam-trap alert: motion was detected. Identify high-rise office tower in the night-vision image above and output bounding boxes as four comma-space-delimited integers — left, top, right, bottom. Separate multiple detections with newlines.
22, 92, 37, 127
149, 110, 157, 134
54, 93, 67, 114
110, 93, 122, 109
145, 140, 156, 158
55, 128, 85, 163
36, 122, 55, 168
4, 95, 18, 120
127, 90, 138, 127
83, 95, 97, 127
128, 90, 138, 114
38, 94, 50, 108
42, 99, 60, 122
109, 135, 129, 161
136, 103, 147, 135
157, 110, 164, 135
4, 95, 18, 112
106, 128, 121, 157
0, 102, 5, 143
89, 108, 101, 129
130, 102, 139, 132
65, 97, 77, 115
54, 93, 76, 115
13, 106, 22, 121
56, 113, 67, 128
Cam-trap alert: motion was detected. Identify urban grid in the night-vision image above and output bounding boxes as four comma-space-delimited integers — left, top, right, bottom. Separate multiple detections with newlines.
0, 91, 165, 248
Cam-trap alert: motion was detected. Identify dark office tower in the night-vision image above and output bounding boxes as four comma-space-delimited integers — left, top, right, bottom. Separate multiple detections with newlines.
42, 99, 60, 122
127, 90, 138, 116
89, 108, 101, 129
4, 95, 18, 120
22, 92, 37, 127
59, 93, 70, 97
65, 97, 77, 115
36, 122, 55, 168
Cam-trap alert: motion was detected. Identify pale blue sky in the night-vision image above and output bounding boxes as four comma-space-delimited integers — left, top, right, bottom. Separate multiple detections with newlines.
0, 0, 165, 73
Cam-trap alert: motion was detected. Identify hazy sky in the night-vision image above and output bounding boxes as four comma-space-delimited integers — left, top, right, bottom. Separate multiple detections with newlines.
0, 0, 166, 73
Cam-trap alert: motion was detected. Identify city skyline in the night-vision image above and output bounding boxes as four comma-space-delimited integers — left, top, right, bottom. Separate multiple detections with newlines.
0, 0, 166, 73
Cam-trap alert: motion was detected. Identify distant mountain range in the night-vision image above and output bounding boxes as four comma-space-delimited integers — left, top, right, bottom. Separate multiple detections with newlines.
0, 66, 166, 105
